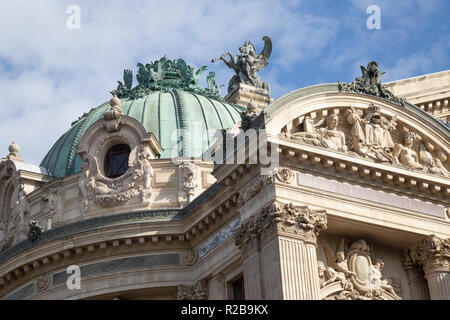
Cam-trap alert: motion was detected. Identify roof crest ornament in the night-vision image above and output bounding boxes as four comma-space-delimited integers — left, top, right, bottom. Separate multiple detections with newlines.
111, 57, 223, 101
338, 61, 407, 107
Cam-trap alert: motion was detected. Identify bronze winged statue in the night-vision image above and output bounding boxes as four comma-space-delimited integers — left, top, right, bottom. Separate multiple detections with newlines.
212, 36, 272, 93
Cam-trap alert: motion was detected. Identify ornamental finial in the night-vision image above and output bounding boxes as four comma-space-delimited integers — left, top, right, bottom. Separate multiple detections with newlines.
7, 141, 23, 162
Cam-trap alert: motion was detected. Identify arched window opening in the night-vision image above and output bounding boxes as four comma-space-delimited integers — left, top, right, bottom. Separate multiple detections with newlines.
104, 144, 130, 178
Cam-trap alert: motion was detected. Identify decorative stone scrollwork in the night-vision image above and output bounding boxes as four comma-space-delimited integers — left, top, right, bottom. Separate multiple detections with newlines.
320, 238, 401, 300
239, 102, 259, 132
237, 175, 274, 205
77, 96, 162, 212
275, 167, 294, 184
176, 280, 208, 300
179, 162, 199, 203
180, 249, 198, 266
79, 143, 154, 208
234, 201, 327, 249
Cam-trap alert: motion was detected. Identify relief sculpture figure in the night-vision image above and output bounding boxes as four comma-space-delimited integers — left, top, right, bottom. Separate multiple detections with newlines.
392, 132, 423, 170
287, 114, 347, 152
212, 36, 272, 93
347, 105, 396, 162
419, 143, 450, 177
368, 259, 400, 298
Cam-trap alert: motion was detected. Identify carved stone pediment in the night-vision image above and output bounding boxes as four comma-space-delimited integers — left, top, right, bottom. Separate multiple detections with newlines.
319, 238, 401, 300
79, 143, 154, 209
281, 103, 449, 178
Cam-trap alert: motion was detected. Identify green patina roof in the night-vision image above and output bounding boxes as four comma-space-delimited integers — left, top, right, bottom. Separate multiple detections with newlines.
41, 57, 245, 178
41, 90, 244, 178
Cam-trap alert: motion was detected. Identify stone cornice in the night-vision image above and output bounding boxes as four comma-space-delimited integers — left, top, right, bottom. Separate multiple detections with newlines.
0, 181, 242, 296
0, 209, 183, 265
274, 136, 449, 204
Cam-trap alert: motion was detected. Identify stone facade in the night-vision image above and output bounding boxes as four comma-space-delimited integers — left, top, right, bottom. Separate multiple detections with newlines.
0, 69, 449, 300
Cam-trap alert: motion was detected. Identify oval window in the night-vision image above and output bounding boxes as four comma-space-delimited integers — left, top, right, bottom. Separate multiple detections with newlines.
104, 144, 130, 178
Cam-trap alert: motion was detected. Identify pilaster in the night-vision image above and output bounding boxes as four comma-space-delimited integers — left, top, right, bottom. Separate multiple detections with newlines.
234, 201, 327, 300
401, 249, 430, 300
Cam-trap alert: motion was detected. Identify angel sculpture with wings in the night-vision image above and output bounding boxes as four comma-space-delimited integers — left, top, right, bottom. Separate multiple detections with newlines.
212, 36, 272, 93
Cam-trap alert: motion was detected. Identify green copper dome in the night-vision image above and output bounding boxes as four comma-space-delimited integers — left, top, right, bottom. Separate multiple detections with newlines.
41, 57, 245, 178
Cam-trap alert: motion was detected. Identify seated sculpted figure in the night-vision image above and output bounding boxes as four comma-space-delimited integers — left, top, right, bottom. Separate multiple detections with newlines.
419, 143, 450, 177
392, 132, 423, 170
346, 106, 395, 162
334, 251, 356, 278
287, 114, 347, 152
318, 260, 347, 288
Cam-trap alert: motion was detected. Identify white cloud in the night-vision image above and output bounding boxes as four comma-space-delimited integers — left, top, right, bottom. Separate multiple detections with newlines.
0, 0, 339, 165
0, 0, 447, 167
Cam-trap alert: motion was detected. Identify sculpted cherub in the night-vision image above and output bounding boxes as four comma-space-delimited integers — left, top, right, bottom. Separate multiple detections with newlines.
324, 241, 356, 280
392, 132, 423, 170
369, 259, 400, 298
318, 260, 348, 288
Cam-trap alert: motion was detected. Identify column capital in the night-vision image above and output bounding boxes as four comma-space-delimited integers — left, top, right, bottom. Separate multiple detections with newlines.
414, 235, 450, 273
234, 201, 327, 250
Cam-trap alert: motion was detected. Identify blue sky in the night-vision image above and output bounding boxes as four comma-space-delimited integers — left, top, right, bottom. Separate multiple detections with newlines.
0, 0, 449, 165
